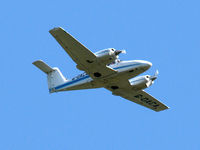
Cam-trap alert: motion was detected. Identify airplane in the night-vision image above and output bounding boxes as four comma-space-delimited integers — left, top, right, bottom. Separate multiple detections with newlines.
33, 27, 169, 112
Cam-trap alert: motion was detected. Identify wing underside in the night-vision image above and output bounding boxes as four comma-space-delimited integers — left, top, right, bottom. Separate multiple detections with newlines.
115, 89, 169, 111
49, 27, 96, 70
49, 27, 116, 79
105, 80, 169, 112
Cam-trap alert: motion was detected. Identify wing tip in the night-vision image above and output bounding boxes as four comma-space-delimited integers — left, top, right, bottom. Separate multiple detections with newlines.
155, 106, 170, 112
32, 59, 43, 65
49, 27, 64, 34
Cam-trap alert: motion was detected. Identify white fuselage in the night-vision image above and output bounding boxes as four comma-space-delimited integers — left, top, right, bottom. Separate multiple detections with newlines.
51, 60, 152, 92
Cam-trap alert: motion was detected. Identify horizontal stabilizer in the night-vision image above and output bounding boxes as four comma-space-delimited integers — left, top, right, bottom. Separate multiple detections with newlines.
33, 60, 54, 74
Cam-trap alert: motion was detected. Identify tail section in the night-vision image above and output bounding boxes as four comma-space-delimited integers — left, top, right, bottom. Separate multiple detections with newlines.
33, 60, 67, 93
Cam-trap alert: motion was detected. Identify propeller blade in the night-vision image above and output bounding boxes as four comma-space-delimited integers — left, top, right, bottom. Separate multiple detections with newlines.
121, 50, 126, 54
150, 70, 159, 81
154, 70, 159, 77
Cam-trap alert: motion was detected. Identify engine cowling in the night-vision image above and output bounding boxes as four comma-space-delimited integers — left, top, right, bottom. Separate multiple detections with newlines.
94, 48, 124, 65
76, 48, 125, 70
130, 75, 154, 90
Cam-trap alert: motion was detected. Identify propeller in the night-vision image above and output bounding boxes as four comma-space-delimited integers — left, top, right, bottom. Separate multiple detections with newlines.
146, 70, 159, 87
150, 70, 159, 81
114, 49, 126, 55
155, 69, 159, 76
121, 49, 126, 54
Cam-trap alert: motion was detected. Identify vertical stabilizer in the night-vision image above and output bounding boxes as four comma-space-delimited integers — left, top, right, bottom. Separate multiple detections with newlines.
47, 67, 66, 90
33, 60, 67, 93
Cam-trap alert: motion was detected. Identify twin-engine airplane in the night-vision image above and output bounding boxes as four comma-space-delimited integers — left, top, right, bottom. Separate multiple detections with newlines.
33, 27, 169, 112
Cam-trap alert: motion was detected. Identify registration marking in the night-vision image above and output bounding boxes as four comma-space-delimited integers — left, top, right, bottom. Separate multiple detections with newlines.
134, 94, 159, 109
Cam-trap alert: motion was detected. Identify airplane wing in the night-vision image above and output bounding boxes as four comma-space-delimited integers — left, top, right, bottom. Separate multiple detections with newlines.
49, 27, 117, 79
105, 80, 169, 112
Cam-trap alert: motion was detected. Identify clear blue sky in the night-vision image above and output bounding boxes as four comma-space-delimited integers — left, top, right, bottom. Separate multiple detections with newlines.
1, 0, 200, 149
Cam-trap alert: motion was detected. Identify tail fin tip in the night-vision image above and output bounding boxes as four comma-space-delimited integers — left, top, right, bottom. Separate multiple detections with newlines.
33, 60, 67, 92
33, 60, 54, 74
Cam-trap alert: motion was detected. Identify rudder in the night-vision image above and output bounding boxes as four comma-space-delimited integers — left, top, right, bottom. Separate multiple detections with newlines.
33, 60, 67, 93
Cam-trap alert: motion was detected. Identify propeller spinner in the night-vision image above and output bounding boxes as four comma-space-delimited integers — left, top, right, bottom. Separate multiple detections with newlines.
150, 70, 159, 81
114, 49, 126, 55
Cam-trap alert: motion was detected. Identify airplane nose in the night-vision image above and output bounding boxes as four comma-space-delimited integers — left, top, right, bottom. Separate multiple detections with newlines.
140, 60, 152, 69
145, 61, 152, 68
132, 60, 152, 70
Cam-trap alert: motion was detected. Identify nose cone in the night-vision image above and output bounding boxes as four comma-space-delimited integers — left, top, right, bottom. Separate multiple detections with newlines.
150, 76, 157, 81
115, 50, 123, 55
135, 60, 152, 69
144, 61, 152, 69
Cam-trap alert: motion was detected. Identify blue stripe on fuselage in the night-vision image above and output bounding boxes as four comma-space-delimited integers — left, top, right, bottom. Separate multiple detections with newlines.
51, 63, 140, 91
54, 75, 90, 90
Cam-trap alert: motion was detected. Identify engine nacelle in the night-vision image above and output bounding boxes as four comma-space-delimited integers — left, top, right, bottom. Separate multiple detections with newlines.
94, 48, 118, 65
76, 48, 125, 70
130, 75, 153, 90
